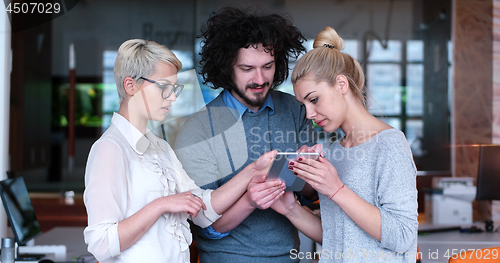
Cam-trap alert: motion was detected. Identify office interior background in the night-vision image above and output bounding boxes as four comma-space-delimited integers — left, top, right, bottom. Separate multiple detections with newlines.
1, 0, 499, 236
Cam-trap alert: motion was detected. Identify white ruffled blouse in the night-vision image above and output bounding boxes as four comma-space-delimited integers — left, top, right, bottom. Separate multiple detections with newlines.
83, 113, 221, 263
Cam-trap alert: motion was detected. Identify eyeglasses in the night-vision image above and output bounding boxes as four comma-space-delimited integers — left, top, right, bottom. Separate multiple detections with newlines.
139, 77, 184, 99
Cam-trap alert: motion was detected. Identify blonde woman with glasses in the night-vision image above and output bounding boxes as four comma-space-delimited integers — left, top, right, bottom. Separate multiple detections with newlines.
83, 39, 284, 263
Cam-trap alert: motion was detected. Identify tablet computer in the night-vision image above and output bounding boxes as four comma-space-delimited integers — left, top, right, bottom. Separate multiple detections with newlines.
266, 152, 320, 191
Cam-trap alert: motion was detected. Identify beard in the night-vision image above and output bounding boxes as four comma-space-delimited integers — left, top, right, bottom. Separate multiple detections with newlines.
231, 82, 270, 108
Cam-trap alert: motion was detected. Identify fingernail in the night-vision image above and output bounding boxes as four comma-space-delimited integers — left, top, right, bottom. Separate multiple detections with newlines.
289, 161, 294, 165
298, 158, 302, 161
288, 166, 293, 170
294, 172, 298, 175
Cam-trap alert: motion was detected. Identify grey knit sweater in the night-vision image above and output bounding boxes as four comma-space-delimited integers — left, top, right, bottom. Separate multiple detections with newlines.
318, 129, 418, 262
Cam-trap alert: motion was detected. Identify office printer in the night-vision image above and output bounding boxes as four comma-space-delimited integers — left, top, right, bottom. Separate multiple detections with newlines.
425, 177, 476, 225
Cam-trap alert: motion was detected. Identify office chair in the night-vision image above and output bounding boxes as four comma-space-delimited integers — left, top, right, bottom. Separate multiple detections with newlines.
448, 246, 500, 262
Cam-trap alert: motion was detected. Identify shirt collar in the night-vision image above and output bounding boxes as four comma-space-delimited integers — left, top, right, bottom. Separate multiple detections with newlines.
111, 112, 166, 155
221, 89, 274, 119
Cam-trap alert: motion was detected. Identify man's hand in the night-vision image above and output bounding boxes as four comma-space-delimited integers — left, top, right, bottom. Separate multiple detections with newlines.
251, 150, 278, 177
247, 175, 286, 210
270, 191, 298, 216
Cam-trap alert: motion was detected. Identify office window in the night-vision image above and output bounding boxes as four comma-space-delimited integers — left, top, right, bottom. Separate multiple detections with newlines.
367, 64, 402, 116
407, 40, 424, 62
368, 40, 401, 62
102, 51, 119, 131
366, 40, 424, 157
406, 64, 423, 116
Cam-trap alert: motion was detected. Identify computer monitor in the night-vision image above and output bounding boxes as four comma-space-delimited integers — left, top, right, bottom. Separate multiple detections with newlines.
476, 145, 500, 201
0, 177, 42, 245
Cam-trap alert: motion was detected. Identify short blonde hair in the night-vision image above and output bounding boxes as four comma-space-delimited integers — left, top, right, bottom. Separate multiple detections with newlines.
114, 39, 182, 103
291, 27, 367, 107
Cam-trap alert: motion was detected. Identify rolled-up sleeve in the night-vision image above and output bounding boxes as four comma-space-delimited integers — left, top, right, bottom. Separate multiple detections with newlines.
84, 222, 120, 260
193, 181, 230, 239
189, 188, 221, 228
83, 139, 127, 261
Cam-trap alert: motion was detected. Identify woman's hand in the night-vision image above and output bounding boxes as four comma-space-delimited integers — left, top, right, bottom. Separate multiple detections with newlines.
296, 144, 324, 199
289, 156, 343, 198
297, 143, 324, 155
160, 192, 207, 217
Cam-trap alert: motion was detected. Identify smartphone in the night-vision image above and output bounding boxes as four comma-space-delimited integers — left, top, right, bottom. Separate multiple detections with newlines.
266, 152, 320, 191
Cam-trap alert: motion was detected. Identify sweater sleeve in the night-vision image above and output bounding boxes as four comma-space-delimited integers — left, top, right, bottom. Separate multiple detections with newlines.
376, 132, 419, 253
174, 114, 223, 188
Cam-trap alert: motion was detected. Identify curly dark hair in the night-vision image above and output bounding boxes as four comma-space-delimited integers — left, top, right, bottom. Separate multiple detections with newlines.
199, 6, 306, 90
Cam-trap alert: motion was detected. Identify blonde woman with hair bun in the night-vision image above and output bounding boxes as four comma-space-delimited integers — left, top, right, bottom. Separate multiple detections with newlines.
270, 27, 418, 262
313, 26, 345, 50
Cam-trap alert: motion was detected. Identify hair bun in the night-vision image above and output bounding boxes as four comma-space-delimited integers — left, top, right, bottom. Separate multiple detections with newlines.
313, 26, 344, 51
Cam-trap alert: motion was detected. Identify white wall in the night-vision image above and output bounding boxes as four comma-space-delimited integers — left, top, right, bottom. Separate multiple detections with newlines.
0, 2, 11, 239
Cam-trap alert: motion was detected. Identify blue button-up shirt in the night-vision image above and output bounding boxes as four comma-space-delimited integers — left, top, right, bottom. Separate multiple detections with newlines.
222, 89, 274, 119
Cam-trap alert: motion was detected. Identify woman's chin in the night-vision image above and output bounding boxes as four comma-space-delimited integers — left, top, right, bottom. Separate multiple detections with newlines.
149, 114, 168, 122
321, 125, 338, 133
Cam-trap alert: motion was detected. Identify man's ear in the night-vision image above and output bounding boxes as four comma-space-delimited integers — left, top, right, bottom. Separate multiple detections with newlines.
336, 75, 349, 95
123, 77, 136, 96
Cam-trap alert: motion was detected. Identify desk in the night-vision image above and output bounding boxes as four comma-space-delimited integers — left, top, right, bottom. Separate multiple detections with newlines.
418, 226, 500, 263
33, 226, 95, 263
29, 226, 500, 263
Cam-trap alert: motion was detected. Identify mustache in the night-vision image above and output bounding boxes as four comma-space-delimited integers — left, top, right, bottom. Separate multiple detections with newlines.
246, 82, 270, 89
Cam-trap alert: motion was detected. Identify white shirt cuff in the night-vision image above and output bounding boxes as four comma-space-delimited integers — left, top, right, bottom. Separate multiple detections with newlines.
108, 223, 121, 257
191, 189, 222, 228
